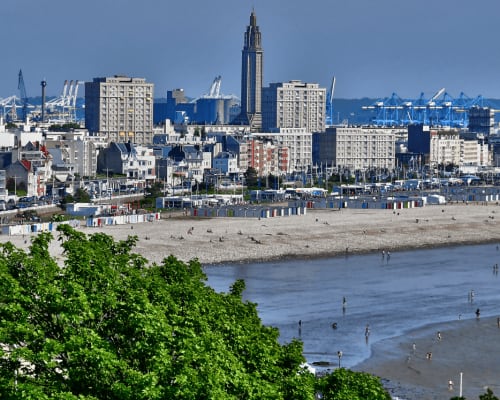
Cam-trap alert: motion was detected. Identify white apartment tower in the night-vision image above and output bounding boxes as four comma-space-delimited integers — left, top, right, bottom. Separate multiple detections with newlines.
262, 80, 326, 133
85, 76, 154, 144
429, 131, 462, 167
320, 127, 395, 170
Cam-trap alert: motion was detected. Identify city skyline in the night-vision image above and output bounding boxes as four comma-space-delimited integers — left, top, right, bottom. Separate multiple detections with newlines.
2, 0, 500, 100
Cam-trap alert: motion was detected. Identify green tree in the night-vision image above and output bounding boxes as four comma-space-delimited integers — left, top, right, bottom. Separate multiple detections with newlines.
73, 188, 91, 203
316, 368, 391, 400
48, 123, 81, 132
0, 226, 314, 399
245, 167, 259, 189
60, 188, 90, 205
142, 182, 163, 208
479, 388, 499, 400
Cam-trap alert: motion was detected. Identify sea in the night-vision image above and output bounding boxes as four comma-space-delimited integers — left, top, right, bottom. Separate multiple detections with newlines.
204, 243, 500, 369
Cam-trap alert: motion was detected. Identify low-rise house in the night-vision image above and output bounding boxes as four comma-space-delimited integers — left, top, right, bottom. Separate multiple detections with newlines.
213, 151, 239, 176
5, 160, 38, 197
168, 145, 205, 184
97, 142, 156, 181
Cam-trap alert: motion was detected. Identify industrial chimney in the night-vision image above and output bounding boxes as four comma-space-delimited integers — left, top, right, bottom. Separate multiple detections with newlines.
41, 80, 47, 122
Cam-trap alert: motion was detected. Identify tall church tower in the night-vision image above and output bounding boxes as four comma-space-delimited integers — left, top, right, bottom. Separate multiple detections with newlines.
235, 10, 263, 131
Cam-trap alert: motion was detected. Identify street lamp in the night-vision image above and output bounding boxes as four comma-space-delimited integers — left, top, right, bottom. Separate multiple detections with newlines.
12, 175, 18, 197
337, 351, 343, 368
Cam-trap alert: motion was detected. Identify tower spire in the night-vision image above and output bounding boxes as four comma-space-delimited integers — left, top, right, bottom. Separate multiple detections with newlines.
233, 10, 263, 131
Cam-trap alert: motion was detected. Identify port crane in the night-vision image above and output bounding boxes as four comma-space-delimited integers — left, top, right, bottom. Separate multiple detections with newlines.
207, 76, 222, 98
45, 79, 83, 122
362, 88, 488, 128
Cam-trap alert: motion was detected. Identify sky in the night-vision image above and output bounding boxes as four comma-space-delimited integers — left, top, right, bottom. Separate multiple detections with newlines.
2, 0, 500, 101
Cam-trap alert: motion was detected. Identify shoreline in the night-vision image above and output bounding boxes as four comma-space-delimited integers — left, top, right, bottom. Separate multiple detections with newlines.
202, 237, 500, 266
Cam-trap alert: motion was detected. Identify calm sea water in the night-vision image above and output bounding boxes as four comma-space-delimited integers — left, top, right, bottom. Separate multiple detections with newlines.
204, 244, 500, 368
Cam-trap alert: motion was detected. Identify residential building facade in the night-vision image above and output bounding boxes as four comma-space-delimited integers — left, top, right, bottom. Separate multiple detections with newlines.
262, 81, 326, 133
257, 127, 311, 174
468, 107, 495, 136
314, 127, 395, 171
241, 138, 289, 177
97, 142, 156, 180
44, 130, 98, 179
429, 130, 462, 167
85, 76, 154, 144
213, 152, 239, 175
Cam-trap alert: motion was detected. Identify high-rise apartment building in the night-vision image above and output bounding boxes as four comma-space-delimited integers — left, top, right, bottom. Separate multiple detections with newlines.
468, 106, 495, 136
85, 76, 154, 144
313, 127, 395, 170
262, 80, 326, 133
429, 130, 462, 167
233, 11, 263, 131
258, 127, 312, 173
240, 138, 289, 176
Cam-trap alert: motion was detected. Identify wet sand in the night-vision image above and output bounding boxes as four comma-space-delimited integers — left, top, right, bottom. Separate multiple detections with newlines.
354, 316, 500, 400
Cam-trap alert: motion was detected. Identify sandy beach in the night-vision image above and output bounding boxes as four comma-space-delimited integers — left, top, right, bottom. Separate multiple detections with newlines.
6, 202, 499, 266
84, 202, 500, 265
2, 202, 500, 399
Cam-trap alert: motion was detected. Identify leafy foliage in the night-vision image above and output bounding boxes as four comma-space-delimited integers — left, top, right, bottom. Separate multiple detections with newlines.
0, 225, 316, 399
62, 188, 91, 204
244, 167, 259, 189
479, 388, 499, 400
316, 368, 391, 400
48, 123, 81, 132
141, 182, 163, 208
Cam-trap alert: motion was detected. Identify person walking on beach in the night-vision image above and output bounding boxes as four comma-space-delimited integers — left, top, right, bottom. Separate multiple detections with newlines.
437, 331, 442, 341
476, 308, 481, 318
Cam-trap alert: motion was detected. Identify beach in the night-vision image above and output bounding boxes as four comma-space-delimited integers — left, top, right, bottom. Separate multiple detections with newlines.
5, 202, 499, 265
354, 316, 500, 400
2, 202, 500, 399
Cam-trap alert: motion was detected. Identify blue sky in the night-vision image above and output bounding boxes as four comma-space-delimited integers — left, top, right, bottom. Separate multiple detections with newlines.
2, 0, 500, 100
